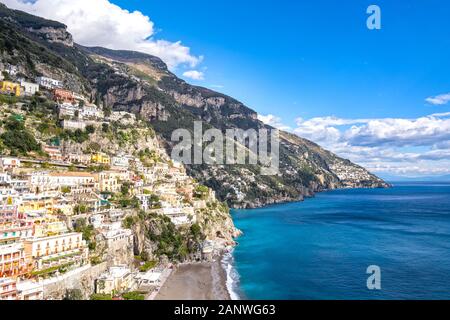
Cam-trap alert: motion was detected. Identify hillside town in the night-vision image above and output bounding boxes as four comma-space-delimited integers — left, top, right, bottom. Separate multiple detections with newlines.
0, 64, 236, 300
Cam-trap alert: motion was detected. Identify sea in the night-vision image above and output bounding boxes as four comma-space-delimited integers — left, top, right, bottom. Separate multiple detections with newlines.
223, 182, 450, 300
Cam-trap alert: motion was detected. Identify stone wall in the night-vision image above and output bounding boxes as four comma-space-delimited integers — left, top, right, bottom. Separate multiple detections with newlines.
42, 262, 108, 300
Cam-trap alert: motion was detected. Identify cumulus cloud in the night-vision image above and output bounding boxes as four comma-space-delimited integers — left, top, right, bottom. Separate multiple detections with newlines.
182, 70, 204, 80
295, 113, 450, 148
1, 0, 202, 69
258, 114, 292, 131
290, 112, 450, 177
426, 92, 450, 105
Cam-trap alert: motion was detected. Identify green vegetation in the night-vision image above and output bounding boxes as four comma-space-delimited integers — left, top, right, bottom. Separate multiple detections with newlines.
90, 293, 113, 301
31, 262, 74, 277
194, 185, 209, 200
139, 260, 157, 272
61, 186, 71, 194
148, 214, 189, 260
74, 218, 96, 251
73, 205, 88, 215
0, 116, 41, 155
190, 223, 203, 241
122, 215, 138, 229
59, 128, 94, 144
122, 291, 145, 300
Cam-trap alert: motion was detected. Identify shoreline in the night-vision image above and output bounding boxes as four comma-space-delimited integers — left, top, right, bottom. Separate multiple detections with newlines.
155, 255, 231, 300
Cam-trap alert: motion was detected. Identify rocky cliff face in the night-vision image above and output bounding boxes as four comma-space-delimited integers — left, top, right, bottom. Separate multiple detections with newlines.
0, 3, 390, 209
27, 26, 74, 47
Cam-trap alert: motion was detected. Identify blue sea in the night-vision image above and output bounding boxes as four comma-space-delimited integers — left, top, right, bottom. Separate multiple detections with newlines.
225, 183, 450, 300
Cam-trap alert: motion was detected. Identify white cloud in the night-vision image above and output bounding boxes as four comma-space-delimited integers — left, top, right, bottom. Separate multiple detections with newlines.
294, 113, 450, 148
258, 114, 291, 131
426, 92, 450, 105
1, 0, 202, 69
290, 112, 450, 177
182, 70, 204, 81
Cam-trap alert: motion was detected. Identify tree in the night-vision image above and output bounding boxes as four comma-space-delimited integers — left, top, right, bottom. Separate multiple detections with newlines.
102, 123, 109, 133
86, 125, 95, 134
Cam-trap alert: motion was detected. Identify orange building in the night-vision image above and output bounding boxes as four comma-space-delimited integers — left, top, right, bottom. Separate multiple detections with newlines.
0, 243, 32, 278
53, 88, 74, 103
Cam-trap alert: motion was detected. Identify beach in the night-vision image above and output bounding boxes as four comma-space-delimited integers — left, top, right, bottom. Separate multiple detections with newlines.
155, 257, 230, 300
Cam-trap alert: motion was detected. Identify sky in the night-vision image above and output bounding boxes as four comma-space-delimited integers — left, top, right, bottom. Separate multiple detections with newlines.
2, 0, 450, 179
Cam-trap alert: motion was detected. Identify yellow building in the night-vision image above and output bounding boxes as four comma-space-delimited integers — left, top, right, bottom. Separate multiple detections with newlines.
0, 81, 21, 96
95, 171, 124, 193
18, 198, 56, 216
23, 232, 88, 271
33, 216, 68, 238
91, 153, 111, 165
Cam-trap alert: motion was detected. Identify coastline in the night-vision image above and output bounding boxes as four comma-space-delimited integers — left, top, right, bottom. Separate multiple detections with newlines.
155, 255, 231, 300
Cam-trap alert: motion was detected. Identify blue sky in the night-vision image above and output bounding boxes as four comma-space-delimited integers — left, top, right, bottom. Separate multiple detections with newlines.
4, 0, 450, 178
109, 0, 450, 121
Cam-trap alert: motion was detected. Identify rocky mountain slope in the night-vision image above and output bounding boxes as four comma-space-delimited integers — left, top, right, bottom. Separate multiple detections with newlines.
0, 3, 389, 208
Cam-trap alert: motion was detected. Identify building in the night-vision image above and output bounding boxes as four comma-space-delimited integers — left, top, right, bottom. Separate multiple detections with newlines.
35, 76, 62, 90
72, 92, 86, 102
101, 222, 133, 247
0, 81, 21, 96
53, 88, 74, 103
4, 65, 18, 76
91, 153, 111, 166
95, 266, 136, 295
29, 171, 95, 193
17, 280, 44, 300
60, 119, 86, 131
23, 232, 88, 271
33, 218, 68, 238
0, 157, 21, 171
0, 243, 31, 278
0, 278, 17, 300
18, 192, 58, 216
95, 171, 128, 193
20, 81, 39, 96
111, 155, 131, 169
81, 104, 103, 119
43, 145, 63, 162
58, 103, 79, 118
0, 220, 34, 245
65, 153, 91, 165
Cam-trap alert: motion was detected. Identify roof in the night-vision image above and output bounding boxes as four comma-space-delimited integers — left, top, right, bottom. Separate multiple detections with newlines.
49, 172, 94, 177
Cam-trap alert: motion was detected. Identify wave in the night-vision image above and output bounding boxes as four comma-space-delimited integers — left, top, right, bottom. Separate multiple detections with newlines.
221, 248, 242, 300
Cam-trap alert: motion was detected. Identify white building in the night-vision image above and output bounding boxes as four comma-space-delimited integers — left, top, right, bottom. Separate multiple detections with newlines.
0, 157, 21, 171
81, 104, 103, 119
101, 222, 133, 247
58, 103, 79, 118
35, 76, 62, 90
17, 280, 44, 300
5, 65, 18, 76
111, 155, 131, 169
95, 266, 136, 295
60, 119, 86, 131
20, 81, 39, 96
29, 171, 96, 193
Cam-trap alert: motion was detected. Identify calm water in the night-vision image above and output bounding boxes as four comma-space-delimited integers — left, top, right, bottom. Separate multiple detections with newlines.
229, 183, 450, 300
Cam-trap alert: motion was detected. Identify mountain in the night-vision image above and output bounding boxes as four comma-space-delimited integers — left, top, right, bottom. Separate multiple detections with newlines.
0, 3, 389, 208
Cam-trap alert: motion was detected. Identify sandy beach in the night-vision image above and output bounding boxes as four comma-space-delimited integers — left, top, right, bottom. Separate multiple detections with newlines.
155, 257, 230, 300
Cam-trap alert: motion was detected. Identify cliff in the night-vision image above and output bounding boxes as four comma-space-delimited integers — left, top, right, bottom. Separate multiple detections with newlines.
0, 3, 389, 209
